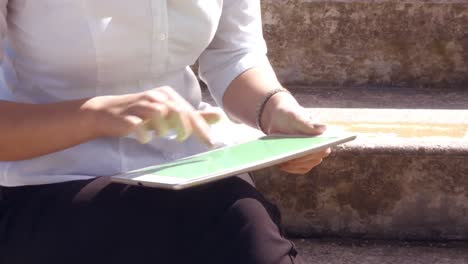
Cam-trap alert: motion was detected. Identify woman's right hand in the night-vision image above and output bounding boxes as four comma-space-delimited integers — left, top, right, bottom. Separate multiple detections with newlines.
83, 86, 221, 145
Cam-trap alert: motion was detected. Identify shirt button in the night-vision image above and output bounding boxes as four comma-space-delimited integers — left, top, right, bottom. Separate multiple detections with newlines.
159, 33, 167, 40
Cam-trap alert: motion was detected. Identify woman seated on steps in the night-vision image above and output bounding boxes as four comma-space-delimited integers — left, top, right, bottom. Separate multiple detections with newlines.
0, 1, 330, 263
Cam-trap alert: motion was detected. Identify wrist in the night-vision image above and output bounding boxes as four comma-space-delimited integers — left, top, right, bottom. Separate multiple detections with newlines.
260, 90, 298, 134
79, 97, 107, 138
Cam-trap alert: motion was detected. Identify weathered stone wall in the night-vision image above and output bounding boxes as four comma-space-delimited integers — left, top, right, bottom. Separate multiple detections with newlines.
262, 0, 468, 88
251, 107, 468, 240
254, 148, 468, 240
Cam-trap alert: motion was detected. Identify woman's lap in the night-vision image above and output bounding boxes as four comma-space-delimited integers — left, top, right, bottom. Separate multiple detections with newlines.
0, 176, 302, 264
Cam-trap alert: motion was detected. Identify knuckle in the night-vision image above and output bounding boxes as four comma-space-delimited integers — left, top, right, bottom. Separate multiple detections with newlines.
152, 103, 166, 114
139, 92, 155, 102
134, 101, 151, 108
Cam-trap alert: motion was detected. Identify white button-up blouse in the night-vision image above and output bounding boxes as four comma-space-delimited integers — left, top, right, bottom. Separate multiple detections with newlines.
0, 0, 273, 186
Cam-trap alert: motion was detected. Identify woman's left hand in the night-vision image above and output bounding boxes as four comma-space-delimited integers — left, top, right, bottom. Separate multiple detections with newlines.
260, 92, 331, 174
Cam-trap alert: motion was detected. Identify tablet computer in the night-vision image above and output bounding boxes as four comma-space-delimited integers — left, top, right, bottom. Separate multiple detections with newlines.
111, 134, 356, 190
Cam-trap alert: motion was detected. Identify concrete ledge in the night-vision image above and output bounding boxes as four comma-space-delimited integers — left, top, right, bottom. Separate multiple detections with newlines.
262, 0, 468, 88
293, 238, 468, 264
254, 139, 468, 240
290, 86, 468, 110
253, 107, 468, 240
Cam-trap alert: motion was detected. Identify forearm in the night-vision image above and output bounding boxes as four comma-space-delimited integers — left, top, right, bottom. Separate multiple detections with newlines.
222, 67, 299, 130
0, 99, 97, 161
0, 86, 220, 161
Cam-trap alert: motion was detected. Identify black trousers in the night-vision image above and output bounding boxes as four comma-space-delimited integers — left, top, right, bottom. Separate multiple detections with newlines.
0, 176, 303, 264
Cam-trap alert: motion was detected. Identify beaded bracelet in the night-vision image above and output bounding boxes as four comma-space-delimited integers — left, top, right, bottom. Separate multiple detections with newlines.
255, 88, 291, 134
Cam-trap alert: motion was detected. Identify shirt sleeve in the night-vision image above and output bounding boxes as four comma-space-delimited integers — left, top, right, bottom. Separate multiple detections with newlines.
0, 1, 7, 62
198, 0, 275, 110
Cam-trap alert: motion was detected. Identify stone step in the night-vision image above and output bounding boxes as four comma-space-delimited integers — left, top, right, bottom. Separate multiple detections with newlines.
254, 109, 468, 240
203, 87, 468, 240
292, 238, 468, 264
261, 0, 468, 88
288, 86, 468, 110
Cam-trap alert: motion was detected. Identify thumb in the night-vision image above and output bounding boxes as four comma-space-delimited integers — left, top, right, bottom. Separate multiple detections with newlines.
123, 114, 145, 127
124, 115, 152, 144
134, 124, 152, 144
294, 112, 327, 135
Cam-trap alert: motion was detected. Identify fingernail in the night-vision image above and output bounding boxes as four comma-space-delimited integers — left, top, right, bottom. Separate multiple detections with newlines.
207, 139, 216, 148
313, 124, 327, 129
135, 126, 152, 144
205, 129, 216, 146
207, 116, 221, 125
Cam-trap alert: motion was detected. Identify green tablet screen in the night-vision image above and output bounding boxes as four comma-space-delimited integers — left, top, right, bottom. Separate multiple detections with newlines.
113, 135, 353, 187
